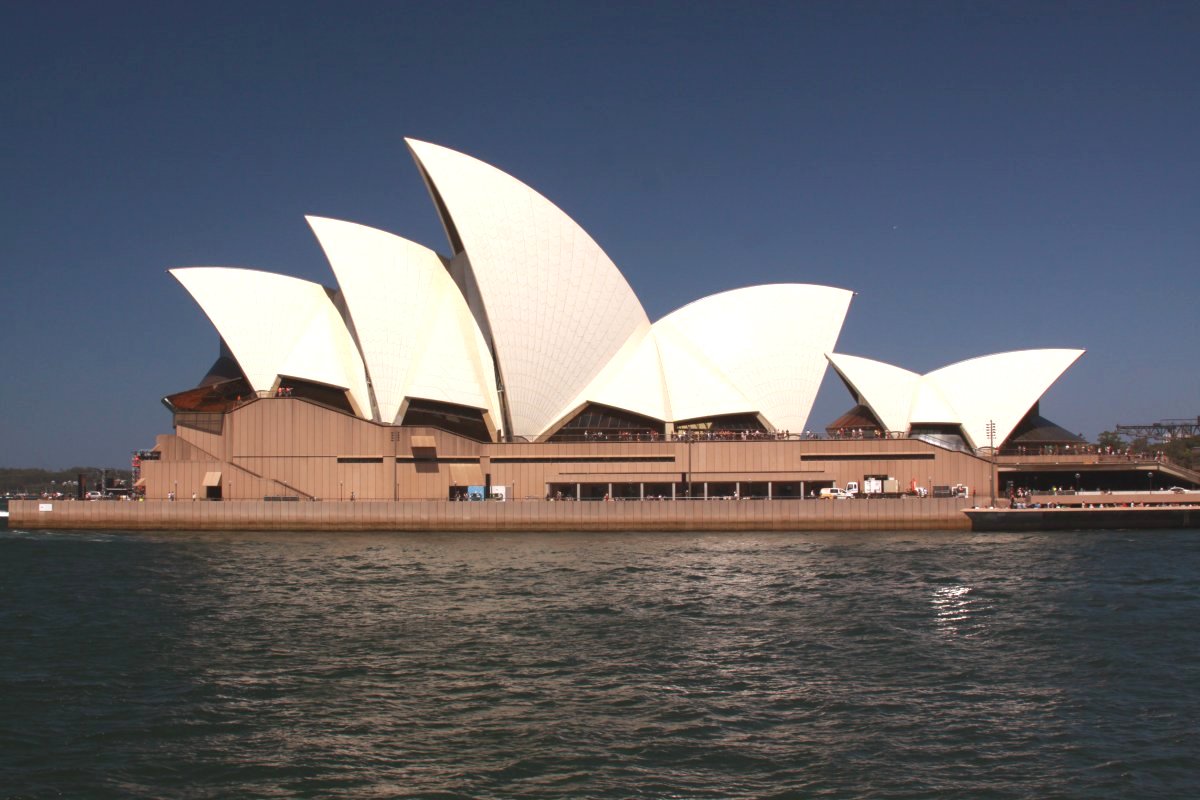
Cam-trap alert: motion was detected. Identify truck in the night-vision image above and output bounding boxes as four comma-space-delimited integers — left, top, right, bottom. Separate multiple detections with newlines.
836, 478, 903, 499
860, 476, 902, 498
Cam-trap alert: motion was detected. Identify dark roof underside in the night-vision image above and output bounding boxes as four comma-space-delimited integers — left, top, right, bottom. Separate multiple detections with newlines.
1007, 412, 1084, 445
826, 404, 883, 433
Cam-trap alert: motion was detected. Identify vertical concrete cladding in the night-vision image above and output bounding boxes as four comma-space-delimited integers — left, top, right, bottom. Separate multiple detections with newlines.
169, 267, 372, 416
654, 285, 855, 433
405, 139, 651, 440
305, 217, 501, 427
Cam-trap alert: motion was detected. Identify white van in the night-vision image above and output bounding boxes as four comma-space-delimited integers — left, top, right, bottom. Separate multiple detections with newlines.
819, 487, 853, 500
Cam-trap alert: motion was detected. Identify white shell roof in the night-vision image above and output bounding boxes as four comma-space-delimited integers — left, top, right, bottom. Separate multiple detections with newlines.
406, 138, 651, 439
825, 353, 919, 433
168, 140, 1083, 447
828, 348, 1085, 448
925, 349, 1085, 448
653, 325, 756, 422
306, 216, 500, 426
562, 325, 755, 428
908, 381, 959, 426
655, 285, 853, 432
170, 267, 372, 415
562, 329, 673, 424
550, 284, 853, 432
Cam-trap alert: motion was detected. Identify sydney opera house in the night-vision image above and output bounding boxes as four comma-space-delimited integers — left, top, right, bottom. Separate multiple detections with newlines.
140, 139, 1091, 505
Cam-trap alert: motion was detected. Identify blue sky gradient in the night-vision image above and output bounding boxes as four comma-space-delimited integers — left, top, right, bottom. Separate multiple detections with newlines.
2, 1, 1197, 468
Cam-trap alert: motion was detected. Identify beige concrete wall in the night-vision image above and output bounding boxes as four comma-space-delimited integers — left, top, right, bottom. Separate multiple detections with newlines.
11, 497, 975, 532
140, 398, 994, 504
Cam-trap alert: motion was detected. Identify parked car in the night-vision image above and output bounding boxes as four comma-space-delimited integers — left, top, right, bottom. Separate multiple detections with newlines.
819, 488, 853, 500
85, 491, 104, 500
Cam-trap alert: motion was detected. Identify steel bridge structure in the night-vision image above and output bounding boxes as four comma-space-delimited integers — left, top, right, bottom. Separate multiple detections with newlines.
1116, 417, 1200, 441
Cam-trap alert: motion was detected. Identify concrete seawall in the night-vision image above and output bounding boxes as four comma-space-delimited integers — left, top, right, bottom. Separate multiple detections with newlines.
966, 507, 1200, 532
10, 498, 975, 532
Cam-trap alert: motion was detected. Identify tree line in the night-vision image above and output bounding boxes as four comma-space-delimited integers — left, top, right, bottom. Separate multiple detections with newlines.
1096, 432, 1199, 470
0, 467, 133, 496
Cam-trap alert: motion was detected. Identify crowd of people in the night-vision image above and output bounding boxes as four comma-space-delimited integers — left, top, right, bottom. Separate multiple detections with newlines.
1009, 443, 1170, 461
572, 429, 824, 442
829, 427, 904, 439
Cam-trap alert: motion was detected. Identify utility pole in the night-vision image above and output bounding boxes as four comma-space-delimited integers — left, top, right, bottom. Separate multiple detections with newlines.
986, 420, 997, 507
686, 436, 692, 500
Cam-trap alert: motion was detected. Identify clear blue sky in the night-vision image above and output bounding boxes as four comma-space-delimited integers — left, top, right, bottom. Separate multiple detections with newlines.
2, 1, 1197, 469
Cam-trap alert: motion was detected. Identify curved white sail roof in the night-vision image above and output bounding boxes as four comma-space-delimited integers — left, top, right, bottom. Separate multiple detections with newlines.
560, 324, 756, 428
548, 284, 852, 433
406, 138, 651, 439
306, 216, 500, 426
655, 285, 853, 432
557, 329, 673, 425
170, 267, 371, 415
828, 348, 1085, 448
925, 349, 1084, 448
826, 353, 919, 434
168, 139, 1084, 449
908, 381, 959, 426
653, 324, 756, 423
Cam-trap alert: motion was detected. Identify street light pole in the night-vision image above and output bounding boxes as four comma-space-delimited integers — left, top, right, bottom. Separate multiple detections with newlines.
986, 420, 997, 507
686, 437, 692, 501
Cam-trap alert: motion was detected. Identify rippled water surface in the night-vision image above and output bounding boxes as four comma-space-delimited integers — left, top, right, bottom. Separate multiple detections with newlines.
1, 529, 1198, 799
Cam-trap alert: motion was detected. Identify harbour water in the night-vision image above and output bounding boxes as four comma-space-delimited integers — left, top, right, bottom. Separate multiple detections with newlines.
1, 529, 1197, 798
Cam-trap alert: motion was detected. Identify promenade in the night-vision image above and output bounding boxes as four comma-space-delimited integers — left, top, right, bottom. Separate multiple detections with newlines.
10, 497, 977, 532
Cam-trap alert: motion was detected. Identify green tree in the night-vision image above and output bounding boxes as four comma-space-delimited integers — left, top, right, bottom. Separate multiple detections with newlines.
1162, 436, 1199, 470
0, 467, 131, 496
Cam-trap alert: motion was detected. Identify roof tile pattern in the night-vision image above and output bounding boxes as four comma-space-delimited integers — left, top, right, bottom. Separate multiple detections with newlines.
827, 349, 1085, 449
924, 349, 1085, 449
172, 141, 1086, 443
306, 216, 499, 425
654, 285, 853, 433
406, 139, 651, 439
171, 267, 372, 415
826, 353, 919, 433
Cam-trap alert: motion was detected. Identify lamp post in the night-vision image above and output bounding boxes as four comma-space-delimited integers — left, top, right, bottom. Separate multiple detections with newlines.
986, 420, 997, 507
392, 430, 398, 502
686, 436, 693, 501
